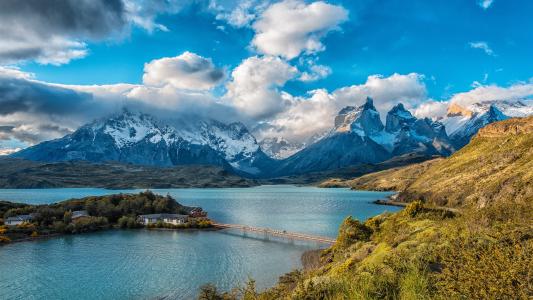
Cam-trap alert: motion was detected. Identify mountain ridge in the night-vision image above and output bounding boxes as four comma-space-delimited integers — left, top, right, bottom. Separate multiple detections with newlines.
276, 97, 454, 175
10, 98, 532, 178
334, 116, 533, 208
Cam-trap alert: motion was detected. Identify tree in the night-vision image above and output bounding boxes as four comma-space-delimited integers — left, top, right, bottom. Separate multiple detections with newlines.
63, 211, 72, 224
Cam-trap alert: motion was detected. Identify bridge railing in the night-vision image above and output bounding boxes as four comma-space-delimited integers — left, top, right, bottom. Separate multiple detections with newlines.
212, 222, 336, 244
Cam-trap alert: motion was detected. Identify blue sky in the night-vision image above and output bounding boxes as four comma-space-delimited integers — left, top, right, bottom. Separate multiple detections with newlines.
19, 0, 533, 98
0, 0, 532, 153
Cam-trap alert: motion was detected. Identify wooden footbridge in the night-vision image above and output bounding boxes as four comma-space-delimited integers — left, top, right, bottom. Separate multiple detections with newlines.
212, 222, 336, 245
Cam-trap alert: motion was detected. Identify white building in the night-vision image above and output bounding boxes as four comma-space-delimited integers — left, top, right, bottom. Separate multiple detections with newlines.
71, 210, 89, 220
5, 214, 34, 226
137, 214, 188, 225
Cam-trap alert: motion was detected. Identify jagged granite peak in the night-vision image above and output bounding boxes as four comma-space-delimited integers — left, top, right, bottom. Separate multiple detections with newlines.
277, 100, 454, 176
363, 96, 377, 109
334, 106, 360, 132
385, 103, 416, 132
334, 97, 384, 136
446, 102, 473, 118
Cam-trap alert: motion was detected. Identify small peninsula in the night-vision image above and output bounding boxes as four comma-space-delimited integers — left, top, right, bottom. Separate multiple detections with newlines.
0, 191, 212, 244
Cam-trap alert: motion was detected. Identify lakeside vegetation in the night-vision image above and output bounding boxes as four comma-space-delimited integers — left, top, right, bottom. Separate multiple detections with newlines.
200, 117, 533, 299
0, 191, 212, 244
198, 200, 531, 300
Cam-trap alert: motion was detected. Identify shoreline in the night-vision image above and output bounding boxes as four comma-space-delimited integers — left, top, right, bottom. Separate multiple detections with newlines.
372, 193, 408, 208
1, 226, 218, 246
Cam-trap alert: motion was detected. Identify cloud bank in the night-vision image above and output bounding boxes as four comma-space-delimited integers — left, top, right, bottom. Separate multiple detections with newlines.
1, 60, 532, 151
225, 56, 298, 119
0, 0, 126, 65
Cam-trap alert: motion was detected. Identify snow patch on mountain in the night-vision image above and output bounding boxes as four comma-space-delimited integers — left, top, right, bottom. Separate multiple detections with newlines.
259, 137, 305, 159
200, 121, 259, 162
443, 99, 533, 136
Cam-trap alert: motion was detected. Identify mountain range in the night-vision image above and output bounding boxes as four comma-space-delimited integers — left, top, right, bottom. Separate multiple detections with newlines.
11, 97, 533, 178
12, 110, 275, 177
332, 115, 533, 207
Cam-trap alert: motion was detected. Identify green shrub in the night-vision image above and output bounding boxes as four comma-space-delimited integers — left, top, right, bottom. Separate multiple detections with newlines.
335, 216, 372, 249
435, 228, 532, 299
52, 221, 67, 233
197, 284, 237, 300
403, 200, 424, 218
69, 217, 108, 233
117, 216, 140, 228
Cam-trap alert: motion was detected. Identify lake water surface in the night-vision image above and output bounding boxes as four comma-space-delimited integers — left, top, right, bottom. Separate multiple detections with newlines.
0, 186, 398, 299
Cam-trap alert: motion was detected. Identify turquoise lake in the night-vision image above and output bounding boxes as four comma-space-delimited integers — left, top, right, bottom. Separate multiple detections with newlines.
0, 186, 398, 299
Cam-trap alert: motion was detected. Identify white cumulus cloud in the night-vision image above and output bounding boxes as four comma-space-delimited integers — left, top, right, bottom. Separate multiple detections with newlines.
413, 100, 449, 120
210, 0, 271, 28
256, 73, 428, 143
142, 52, 225, 90
225, 55, 298, 119
299, 62, 332, 82
251, 0, 348, 59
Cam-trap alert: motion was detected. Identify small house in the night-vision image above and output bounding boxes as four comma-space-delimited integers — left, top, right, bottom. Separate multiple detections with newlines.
71, 210, 90, 220
137, 214, 188, 225
5, 214, 34, 226
188, 207, 207, 218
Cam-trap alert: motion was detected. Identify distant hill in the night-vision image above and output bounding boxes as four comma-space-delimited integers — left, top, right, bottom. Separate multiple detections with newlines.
0, 158, 257, 189
339, 116, 533, 208
321, 157, 442, 190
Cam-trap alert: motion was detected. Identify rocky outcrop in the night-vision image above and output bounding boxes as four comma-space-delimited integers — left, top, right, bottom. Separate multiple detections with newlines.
477, 116, 533, 137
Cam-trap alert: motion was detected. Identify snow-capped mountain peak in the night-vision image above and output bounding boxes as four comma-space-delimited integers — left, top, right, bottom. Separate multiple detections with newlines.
447, 104, 509, 148
385, 103, 416, 133
13, 110, 275, 176
200, 120, 259, 161
444, 99, 533, 132
94, 110, 175, 149
334, 97, 384, 136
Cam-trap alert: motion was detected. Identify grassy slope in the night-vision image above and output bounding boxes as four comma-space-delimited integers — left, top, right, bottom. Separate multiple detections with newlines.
320, 158, 442, 191
228, 117, 532, 300
401, 117, 533, 207
252, 202, 532, 300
